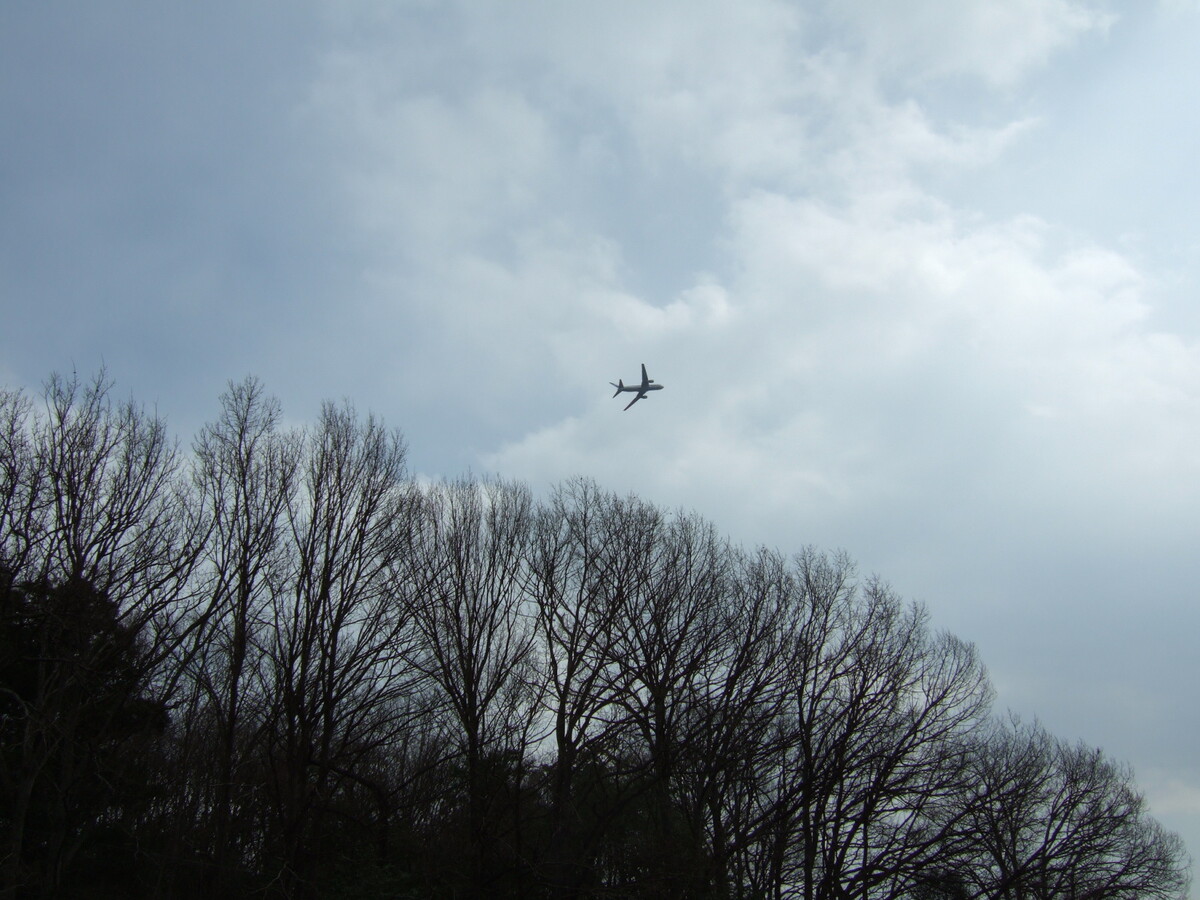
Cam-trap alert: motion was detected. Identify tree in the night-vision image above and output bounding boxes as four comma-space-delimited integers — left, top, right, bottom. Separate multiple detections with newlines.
529, 479, 706, 899
740, 549, 992, 900
674, 546, 802, 900
949, 717, 1190, 900
29, 372, 199, 648
256, 400, 416, 898
397, 477, 541, 899
602, 503, 733, 897
1, 575, 169, 898
175, 377, 301, 894
2, 371, 1188, 899
0, 372, 198, 897
0, 388, 41, 589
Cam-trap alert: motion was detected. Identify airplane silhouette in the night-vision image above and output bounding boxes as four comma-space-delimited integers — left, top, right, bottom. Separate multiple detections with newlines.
610, 363, 664, 410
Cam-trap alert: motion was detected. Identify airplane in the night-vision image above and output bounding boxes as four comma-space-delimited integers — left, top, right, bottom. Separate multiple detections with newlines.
610, 363, 664, 410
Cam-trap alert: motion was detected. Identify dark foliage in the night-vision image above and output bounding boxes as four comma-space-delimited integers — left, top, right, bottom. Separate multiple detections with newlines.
0, 575, 168, 898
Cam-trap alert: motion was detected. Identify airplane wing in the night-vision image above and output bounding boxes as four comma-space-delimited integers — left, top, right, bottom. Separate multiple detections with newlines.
624, 391, 646, 411
640, 363, 651, 388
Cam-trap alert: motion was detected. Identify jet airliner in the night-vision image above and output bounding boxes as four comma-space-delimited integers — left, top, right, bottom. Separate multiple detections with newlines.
610, 364, 664, 410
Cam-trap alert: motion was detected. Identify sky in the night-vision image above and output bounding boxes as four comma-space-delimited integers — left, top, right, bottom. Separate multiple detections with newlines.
2, 0, 1199, 877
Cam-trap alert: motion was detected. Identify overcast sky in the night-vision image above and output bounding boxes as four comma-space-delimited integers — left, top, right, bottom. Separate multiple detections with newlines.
3, 0, 1199, 876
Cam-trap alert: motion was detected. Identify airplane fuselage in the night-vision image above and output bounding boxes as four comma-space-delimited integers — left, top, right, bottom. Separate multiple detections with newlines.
614, 383, 663, 394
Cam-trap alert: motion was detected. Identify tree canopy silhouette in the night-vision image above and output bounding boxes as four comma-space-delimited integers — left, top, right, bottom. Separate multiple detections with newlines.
0, 373, 1189, 900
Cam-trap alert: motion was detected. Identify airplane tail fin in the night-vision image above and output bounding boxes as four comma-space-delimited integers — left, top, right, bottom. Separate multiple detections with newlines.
610, 380, 624, 397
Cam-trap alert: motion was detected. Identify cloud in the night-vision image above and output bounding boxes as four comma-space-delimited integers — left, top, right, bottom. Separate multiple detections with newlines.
830, 0, 1114, 88
309, 1, 1200, 553
486, 181, 1200, 544
309, 60, 560, 257
1144, 770, 1200, 818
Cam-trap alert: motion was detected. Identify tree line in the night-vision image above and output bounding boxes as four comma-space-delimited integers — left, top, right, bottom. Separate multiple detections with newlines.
0, 372, 1189, 899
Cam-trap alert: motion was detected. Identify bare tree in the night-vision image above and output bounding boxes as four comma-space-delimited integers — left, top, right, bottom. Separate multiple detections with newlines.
674, 545, 802, 900
0, 372, 200, 897
256, 400, 417, 898
35, 372, 199, 637
0, 388, 42, 584
732, 547, 860, 900
398, 476, 541, 899
174, 377, 301, 892
739, 549, 992, 900
597, 503, 734, 897
4, 372, 1187, 900
949, 716, 1189, 900
526, 478, 670, 898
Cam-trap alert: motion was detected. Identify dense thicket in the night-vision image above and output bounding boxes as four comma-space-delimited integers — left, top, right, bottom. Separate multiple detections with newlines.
0, 373, 1189, 899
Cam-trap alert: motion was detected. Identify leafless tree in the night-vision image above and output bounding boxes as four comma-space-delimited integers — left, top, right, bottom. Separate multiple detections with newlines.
675, 545, 803, 900
527, 479, 682, 897
4, 373, 1188, 900
172, 377, 301, 892
0, 388, 41, 584
674, 545, 801, 900
0, 371, 200, 897
949, 716, 1189, 900
738, 549, 992, 900
255, 400, 417, 898
394, 476, 541, 898
595, 502, 734, 897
